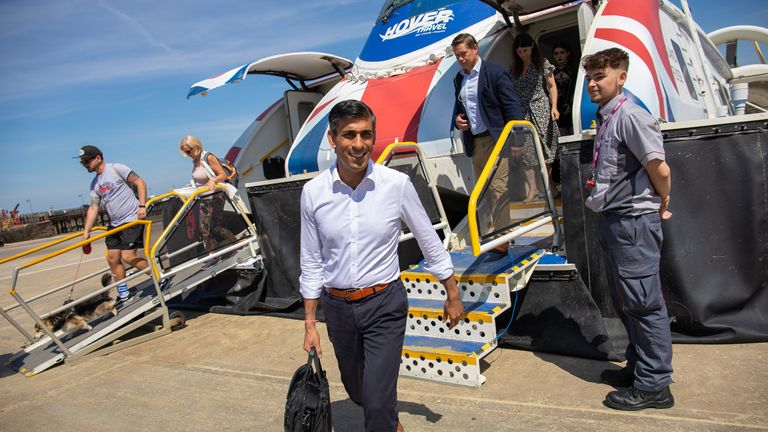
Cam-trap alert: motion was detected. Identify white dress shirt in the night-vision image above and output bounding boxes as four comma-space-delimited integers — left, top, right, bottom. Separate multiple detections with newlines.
459, 57, 487, 135
299, 162, 454, 299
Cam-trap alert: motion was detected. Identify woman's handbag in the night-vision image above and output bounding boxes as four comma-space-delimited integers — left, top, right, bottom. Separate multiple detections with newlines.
284, 347, 332, 432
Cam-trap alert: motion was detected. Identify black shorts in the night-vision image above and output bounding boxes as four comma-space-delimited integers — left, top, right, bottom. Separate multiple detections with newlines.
106, 224, 145, 250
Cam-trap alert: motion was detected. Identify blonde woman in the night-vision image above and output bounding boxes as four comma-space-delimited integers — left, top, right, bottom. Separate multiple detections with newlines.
179, 135, 236, 254
179, 135, 229, 191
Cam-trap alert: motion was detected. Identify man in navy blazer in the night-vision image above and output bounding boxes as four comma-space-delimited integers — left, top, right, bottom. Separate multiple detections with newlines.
452, 33, 521, 234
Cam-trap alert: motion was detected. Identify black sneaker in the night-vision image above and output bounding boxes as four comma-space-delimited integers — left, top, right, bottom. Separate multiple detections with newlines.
115, 294, 133, 308
600, 367, 634, 387
603, 386, 675, 411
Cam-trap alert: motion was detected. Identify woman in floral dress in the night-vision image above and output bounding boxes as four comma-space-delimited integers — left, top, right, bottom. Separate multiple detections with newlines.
511, 33, 560, 201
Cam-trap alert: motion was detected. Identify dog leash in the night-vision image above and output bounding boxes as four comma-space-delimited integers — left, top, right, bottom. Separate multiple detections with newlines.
64, 244, 91, 304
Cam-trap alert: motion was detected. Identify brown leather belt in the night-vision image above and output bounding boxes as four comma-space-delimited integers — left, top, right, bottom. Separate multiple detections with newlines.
324, 282, 391, 302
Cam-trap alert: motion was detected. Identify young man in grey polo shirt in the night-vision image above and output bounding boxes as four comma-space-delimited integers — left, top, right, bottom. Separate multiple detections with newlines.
582, 48, 674, 411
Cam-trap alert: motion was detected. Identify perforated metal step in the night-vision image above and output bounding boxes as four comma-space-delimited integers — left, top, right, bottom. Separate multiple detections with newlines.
399, 246, 544, 386
401, 335, 496, 386
407, 298, 506, 342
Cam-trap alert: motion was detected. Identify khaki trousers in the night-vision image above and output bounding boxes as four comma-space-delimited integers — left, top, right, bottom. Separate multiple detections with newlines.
470, 134, 510, 234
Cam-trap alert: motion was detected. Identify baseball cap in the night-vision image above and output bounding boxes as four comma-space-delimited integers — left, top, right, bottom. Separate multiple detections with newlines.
75, 145, 103, 160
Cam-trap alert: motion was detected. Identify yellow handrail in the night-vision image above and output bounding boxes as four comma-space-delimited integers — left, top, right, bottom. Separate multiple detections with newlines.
146, 191, 187, 208
148, 184, 246, 280
16, 220, 152, 272
1, 191, 184, 268
376, 142, 418, 165
754, 40, 766, 64
467, 120, 536, 255
375, 141, 454, 249
0, 226, 108, 265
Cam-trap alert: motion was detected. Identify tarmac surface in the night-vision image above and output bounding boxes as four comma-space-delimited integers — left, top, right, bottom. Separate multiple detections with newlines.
0, 235, 766, 431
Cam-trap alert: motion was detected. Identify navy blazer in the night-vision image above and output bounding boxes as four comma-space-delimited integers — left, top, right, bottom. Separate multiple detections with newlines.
453, 61, 521, 157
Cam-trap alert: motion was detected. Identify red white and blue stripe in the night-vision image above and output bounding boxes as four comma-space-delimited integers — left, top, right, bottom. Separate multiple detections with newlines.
286, 0, 500, 175
578, 0, 687, 130
187, 64, 250, 99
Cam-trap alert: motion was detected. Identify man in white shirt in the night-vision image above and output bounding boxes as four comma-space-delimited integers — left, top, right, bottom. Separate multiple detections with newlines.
300, 100, 463, 432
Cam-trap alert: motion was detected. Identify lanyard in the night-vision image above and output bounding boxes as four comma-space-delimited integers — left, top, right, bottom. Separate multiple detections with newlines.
592, 95, 628, 171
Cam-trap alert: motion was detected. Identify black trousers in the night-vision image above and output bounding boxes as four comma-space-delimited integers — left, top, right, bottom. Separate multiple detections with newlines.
598, 212, 673, 391
321, 279, 408, 432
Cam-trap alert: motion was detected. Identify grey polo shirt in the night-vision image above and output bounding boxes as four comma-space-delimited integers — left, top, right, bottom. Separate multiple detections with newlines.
585, 93, 665, 215
90, 163, 139, 226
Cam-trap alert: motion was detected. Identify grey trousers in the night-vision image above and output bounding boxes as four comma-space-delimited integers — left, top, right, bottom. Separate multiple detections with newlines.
598, 211, 673, 391
321, 279, 408, 432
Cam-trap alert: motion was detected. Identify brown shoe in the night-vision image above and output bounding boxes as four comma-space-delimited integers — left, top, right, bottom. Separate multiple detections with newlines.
492, 242, 509, 254
396, 421, 404, 432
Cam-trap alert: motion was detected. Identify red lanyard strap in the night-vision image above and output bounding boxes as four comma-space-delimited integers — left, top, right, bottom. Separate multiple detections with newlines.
592, 95, 628, 171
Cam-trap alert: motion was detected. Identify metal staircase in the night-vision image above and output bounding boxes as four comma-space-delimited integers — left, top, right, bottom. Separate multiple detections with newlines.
400, 246, 543, 386
378, 121, 562, 386
1, 186, 260, 376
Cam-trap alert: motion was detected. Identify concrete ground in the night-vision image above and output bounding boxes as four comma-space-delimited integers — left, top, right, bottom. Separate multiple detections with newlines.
0, 236, 766, 431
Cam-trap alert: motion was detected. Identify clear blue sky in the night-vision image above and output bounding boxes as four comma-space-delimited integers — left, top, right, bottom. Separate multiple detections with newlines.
0, 0, 765, 213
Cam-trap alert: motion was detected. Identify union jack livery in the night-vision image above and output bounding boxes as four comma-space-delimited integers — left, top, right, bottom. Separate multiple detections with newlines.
188, 0, 742, 198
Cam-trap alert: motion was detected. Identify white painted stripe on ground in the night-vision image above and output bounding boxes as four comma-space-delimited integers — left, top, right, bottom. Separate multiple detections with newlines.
0, 256, 105, 281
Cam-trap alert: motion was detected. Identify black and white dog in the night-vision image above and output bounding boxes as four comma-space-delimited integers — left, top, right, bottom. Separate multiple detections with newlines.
33, 274, 118, 338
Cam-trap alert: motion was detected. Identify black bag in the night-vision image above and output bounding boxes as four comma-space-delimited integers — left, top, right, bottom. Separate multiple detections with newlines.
284, 347, 332, 432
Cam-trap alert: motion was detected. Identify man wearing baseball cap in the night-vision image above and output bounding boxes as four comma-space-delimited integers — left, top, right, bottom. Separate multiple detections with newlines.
77, 145, 149, 303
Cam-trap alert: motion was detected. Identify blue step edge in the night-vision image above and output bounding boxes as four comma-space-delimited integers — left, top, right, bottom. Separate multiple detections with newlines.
536, 253, 568, 265
408, 298, 506, 315
406, 245, 543, 276
403, 335, 488, 355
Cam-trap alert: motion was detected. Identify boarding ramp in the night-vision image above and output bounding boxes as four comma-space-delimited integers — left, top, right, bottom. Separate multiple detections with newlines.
378, 122, 562, 386
1, 186, 259, 376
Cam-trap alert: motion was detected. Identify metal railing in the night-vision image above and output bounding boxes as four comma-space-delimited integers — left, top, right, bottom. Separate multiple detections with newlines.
0, 185, 259, 373
0, 193, 184, 347
148, 184, 258, 281
2, 220, 155, 352
467, 121, 563, 256
376, 142, 453, 249
0, 227, 107, 265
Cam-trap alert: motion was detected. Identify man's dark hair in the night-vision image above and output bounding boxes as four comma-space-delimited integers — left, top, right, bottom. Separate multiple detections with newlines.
582, 48, 630, 71
451, 33, 478, 49
328, 100, 376, 136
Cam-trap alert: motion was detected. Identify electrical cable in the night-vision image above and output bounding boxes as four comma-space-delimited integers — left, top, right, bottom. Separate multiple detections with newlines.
494, 287, 519, 341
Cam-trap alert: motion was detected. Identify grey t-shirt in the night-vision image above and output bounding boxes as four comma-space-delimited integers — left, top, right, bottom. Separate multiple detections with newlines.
90, 163, 139, 226
585, 93, 665, 215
